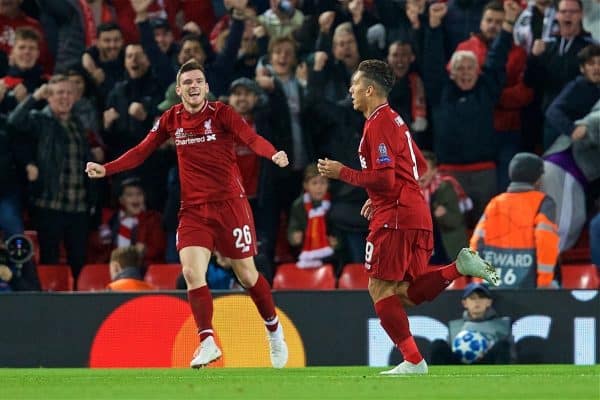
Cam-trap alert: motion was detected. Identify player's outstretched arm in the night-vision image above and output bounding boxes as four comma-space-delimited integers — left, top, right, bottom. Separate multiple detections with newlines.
85, 162, 106, 178
317, 158, 345, 179
272, 151, 289, 167
319, 156, 394, 191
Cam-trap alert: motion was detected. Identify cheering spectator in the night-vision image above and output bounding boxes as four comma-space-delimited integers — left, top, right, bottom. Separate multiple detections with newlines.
454, 1, 534, 190
8, 75, 99, 278
513, 0, 558, 54
0, 0, 52, 73
102, 43, 166, 210
82, 22, 125, 102
386, 40, 428, 148
0, 27, 48, 113
257, 0, 306, 39
422, 1, 518, 226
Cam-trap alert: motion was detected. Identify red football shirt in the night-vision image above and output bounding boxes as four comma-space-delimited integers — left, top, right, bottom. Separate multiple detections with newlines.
104, 101, 277, 207
357, 103, 432, 231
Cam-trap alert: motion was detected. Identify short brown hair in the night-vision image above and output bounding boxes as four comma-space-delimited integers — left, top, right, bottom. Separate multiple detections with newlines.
578, 44, 600, 66
268, 35, 297, 56
176, 59, 205, 85
356, 59, 395, 96
15, 27, 40, 44
483, 0, 504, 14
48, 74, 69, 85
110, 246, 142, 268
303, 163, 321, 182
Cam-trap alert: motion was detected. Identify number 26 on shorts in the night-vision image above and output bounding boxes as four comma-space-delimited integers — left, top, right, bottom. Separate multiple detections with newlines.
233, 225, 252, 253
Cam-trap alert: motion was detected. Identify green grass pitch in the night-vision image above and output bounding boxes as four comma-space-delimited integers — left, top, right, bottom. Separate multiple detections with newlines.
2, 365, 599, 400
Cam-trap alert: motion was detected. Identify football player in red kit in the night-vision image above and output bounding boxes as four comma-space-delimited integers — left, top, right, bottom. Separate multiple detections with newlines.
318, 59, 500, 375
86, 60, 289, 369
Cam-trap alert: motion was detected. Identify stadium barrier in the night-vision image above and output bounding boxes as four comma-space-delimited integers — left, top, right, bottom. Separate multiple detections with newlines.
1, 290, 597, 367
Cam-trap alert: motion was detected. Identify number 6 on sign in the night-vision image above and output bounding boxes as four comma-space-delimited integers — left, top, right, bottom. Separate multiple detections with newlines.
233, 225, 252, 252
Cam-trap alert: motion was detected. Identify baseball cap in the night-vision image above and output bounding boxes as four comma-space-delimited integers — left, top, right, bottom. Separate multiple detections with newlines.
229, 77, 261, 95
158, 83, 180, 112
462, 282, 492, 299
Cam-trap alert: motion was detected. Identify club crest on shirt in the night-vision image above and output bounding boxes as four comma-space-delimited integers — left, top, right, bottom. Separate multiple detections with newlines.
376, 143, 391, 164
151, 118, 160, 132
204, 119, 213, 134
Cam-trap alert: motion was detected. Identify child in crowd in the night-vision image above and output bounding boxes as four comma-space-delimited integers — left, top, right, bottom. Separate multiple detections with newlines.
97, 177, 166, 265
288, 164, 338, 268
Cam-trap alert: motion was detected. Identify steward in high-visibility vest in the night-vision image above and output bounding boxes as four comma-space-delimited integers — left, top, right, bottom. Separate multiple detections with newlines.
470, 153, 559, 288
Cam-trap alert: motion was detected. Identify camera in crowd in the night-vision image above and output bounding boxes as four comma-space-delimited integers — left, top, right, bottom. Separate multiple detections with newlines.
0, 234, 34, 274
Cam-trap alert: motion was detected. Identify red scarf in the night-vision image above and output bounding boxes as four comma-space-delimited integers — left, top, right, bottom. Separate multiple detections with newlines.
297, 192, 334, 268
408, 72, 427, 120
422, 173, 473, 214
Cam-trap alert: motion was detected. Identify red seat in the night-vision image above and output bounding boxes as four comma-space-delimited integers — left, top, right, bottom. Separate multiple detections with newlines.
338, 263, 369, 289
273, 263, 336, 290
145, 264, 181, 289
36, 264, 74, 291
561, 229, 591, 263
446, 276, 469, 290
77, 264, 111, 291
561, 264, 599, 289
24, 230, 39, 265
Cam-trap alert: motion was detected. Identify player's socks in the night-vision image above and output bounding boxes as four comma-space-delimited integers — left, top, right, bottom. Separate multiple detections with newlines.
406, 263, 459, 305
374, 295, 423, 364
248, 274, 279, 332
187, 285, 214, 340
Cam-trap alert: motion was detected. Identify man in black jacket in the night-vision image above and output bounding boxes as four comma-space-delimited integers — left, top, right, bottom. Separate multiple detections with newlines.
8, 75, 97, 278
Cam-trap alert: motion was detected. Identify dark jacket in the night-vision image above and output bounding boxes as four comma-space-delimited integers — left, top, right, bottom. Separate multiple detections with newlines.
423, 27, 512, 164
0, 115, 21, 191
524, 32, 595, 111
38, 0, 87, 74
263, 78, 315, 173
0, 65, 48, 113
448, 307, 512, 346
312, 18, 375, 103
103, 70, 164, 158
545, 76, 600, 148
7, 96, 95, 207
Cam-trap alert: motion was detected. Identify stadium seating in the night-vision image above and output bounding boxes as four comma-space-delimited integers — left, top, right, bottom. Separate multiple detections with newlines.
273, 263, 336, 290
36, 264, 74, 292
561, 263, 599, 289
77, 264, 111, 291
337, 263, 368, 289
144, 264, 181, 290
560, 229, 591, 263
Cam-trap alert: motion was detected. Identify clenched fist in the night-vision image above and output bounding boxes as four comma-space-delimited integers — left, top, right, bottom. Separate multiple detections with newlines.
85, 162, 106, 178
272, 151, 289, 167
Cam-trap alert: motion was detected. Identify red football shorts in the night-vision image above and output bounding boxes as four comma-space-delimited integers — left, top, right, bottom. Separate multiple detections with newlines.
364, 228, 433, 281
176, 197, 258, 259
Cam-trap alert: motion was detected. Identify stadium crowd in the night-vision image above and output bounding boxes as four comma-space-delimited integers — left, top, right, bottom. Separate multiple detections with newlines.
0, 0, 599, 291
